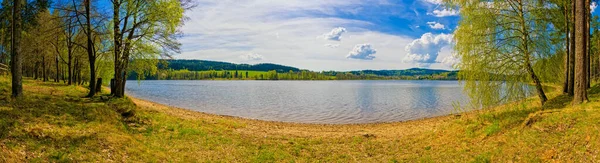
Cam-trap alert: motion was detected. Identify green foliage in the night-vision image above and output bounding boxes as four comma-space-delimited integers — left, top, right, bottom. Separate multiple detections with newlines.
452, 0, 559, 107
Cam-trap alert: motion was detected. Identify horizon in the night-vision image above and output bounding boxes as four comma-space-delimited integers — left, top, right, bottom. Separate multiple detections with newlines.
167, 59, 457, 72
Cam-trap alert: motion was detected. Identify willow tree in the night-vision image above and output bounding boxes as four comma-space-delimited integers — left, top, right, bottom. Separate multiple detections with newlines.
111, 0, 188, 98
452, 0, 558, 106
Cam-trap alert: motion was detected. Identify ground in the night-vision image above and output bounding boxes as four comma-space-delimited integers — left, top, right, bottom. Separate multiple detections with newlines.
0, 77, 599, 162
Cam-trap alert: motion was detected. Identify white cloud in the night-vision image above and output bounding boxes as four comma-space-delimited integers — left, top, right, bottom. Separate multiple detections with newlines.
240, 53, 264, 61
427, 21, 445, 30
321, 27, 347, 41
324, 44, 340, 48
177, 0, 451, 71
592, 2, 598, 13
347, 44, 377, 60
403, 33, 454, 67
421, 0, 443, 5
440, 55, 459, 68
429, 8, 459, 17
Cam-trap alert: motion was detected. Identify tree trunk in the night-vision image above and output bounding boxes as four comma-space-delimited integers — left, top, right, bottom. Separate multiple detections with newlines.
42, 55, 47, 82
569, 0, 576, 96
67, 48, 72, 85
84, 0, 96, 97
586, 0, 591, 89
95, 78, 102, 93
574, 0, 589, 104
11, 0, 23, 98
527, 62, 548, 106
34, 61, 39, 80
563, 5, 570, 94
112, 0, 122, 97
55, 55, 59, 82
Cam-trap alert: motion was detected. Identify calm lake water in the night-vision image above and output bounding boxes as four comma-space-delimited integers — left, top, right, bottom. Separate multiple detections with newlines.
125, 80, 470, 124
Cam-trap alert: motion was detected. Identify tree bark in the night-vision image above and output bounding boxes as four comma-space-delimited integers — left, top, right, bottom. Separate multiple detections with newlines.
42, 55, 47, 82
564, 5, 570, 94
574, 0, 589, 104
11, 0, 23, 98
586, 0, 591, 89
55, 55, 59, 82
112, 0, 123, 97
84, 0, 97, 97
569, 0, 576, 96
33, 61, 39, 80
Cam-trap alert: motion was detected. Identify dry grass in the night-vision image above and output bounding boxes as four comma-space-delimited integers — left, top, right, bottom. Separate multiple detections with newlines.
0, 77, 599, 162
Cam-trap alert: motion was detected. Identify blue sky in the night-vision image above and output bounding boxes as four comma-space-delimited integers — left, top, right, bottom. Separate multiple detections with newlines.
176, 0, 579, 71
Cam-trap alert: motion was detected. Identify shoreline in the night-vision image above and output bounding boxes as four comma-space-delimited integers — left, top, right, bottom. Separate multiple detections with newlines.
131, 95, 469, 125
129, 96, 488, 138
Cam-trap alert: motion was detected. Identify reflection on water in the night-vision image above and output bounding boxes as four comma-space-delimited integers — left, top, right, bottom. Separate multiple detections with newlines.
126, 80, 470, 124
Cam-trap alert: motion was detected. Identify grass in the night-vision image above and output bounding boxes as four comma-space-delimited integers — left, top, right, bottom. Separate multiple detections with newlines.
0, 76, 599, 162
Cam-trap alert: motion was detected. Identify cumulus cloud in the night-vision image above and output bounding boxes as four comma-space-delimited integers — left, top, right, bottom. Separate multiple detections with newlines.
347, 44, 377, 60
427, 22, 445, 30
592, 2, 598, 13
324, 44, 340, 48
240, 53, 264, 61
440, 55, 460, 68
403, 33, 453, 67
321, 27, 347, 41
429, 8, 459, 17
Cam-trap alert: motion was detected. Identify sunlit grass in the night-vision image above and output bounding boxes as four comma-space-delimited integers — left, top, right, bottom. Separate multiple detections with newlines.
0, 76, 598, 162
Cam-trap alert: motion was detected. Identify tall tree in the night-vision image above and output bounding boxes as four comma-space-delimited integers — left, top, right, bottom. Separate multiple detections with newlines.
573, 0, 589, 104
111, 0, 188, 98
11, 0, 23, 98
560, 0, 574, 94
569, 0, 576, 95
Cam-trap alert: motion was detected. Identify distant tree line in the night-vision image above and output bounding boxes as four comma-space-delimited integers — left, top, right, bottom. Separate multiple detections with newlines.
160, 60, 300, 72
128, 68, 458, 80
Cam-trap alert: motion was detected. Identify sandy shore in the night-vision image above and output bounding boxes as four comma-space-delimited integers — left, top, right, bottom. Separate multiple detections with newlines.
130, 96, 475, 139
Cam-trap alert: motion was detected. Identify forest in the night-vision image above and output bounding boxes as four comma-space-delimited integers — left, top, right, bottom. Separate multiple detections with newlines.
128, 59, 458, 80
0, 0, 193, 98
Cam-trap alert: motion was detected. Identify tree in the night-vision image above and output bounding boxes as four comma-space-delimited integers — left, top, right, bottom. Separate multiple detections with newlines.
70, 0, 101, 97
10, 0, 23, 98
111, 0, 188, 98
561, 0, 572, 94
452, 0, 557, 106
573, 0, 589, 104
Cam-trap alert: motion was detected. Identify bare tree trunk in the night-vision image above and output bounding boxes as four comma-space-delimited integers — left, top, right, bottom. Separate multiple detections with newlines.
569, 0, 576, 96
574, 0, 589, 104
84, 0, 96, 97
42, 55, 47, 81
564, 5, 570, 93
34, 61, 39, 80
55, 56, 59, 82
586, 0, 591, 88
67, 48, 72, 85
112, 0, 122, 97
11, 0, 23, 98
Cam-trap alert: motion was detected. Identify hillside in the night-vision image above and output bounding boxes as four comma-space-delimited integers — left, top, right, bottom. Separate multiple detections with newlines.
141, 59, 458, 80
161, 60, 301, 73
1, 77, 599, 162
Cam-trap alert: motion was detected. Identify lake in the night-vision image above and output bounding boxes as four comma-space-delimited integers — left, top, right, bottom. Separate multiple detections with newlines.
125, 80, 471, 124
